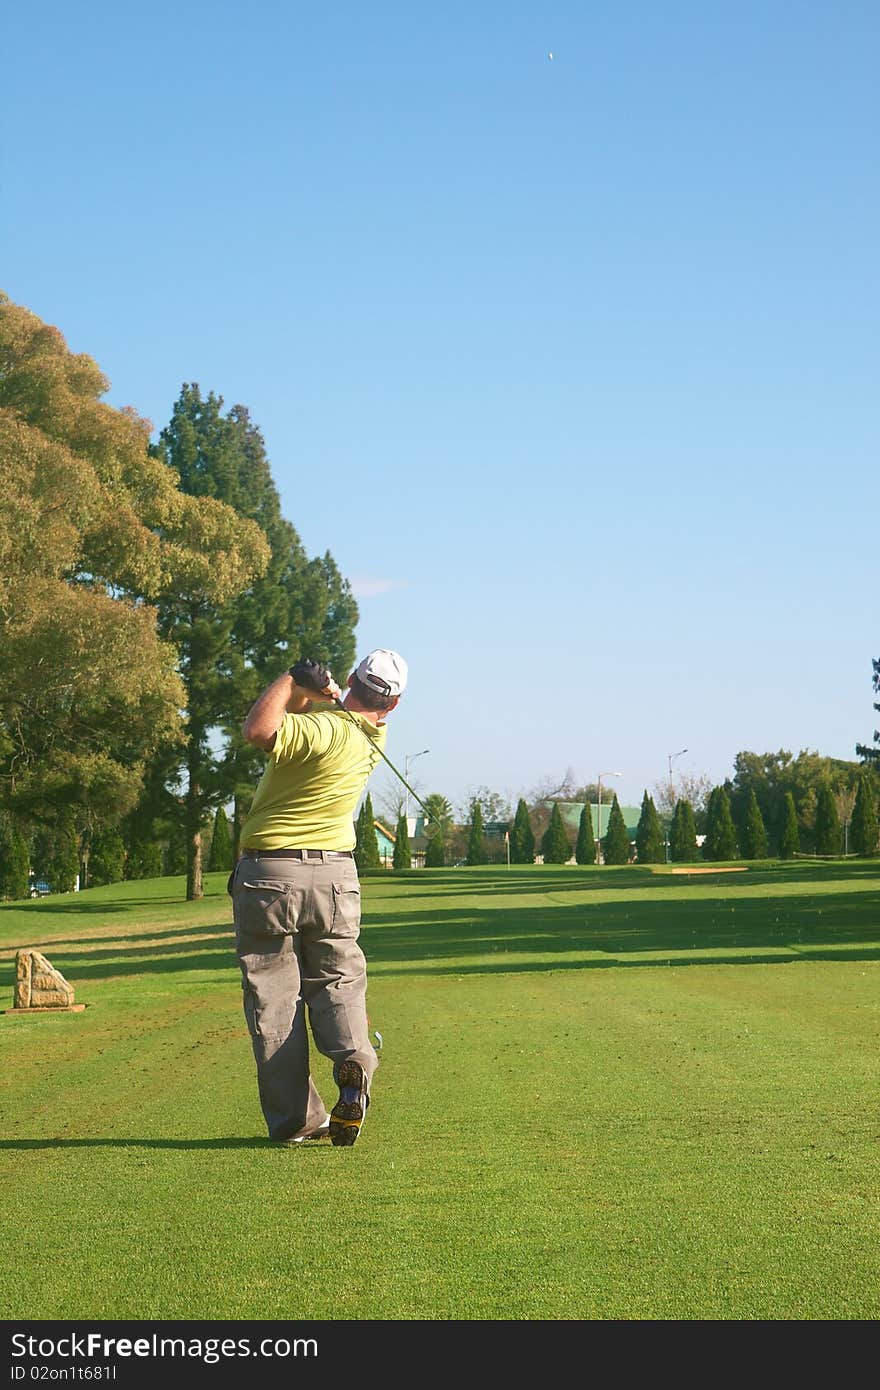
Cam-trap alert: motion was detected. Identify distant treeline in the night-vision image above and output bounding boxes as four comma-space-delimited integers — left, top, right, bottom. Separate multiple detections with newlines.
351, 751, 880, 872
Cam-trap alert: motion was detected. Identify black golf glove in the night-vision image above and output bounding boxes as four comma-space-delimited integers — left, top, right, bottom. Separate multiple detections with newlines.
289, 658, 334, 695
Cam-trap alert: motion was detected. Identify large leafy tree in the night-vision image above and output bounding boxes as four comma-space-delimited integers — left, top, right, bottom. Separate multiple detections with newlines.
0, 296, 268, 886
635, 791, 665, 864
510, 798, 536, 864
670, 799, 698, 862
152, 385, 357, 895
703, 787, 738, 861
575, 803, 596, 865
738, 788, 768, 859
602, 795, 631, 865
850, 774, 878, 856
728, 748, 867, 855
541, 802, 571, 864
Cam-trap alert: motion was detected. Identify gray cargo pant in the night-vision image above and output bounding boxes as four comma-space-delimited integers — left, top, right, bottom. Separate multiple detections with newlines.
232, 851, 379, 1142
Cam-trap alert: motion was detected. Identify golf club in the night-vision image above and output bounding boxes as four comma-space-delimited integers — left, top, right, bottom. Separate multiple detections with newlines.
290, 659, 439, 828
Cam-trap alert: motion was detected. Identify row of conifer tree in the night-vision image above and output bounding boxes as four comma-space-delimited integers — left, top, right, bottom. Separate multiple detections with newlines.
352, 777, 880, 871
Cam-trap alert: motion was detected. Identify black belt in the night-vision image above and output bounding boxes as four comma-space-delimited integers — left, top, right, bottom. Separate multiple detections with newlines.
240, 848, 353, 861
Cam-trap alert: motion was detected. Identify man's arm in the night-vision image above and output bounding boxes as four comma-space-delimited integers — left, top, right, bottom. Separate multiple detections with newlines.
242, 670, 341, 753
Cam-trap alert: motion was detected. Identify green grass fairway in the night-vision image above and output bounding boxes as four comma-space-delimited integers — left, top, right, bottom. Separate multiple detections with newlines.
1, 861, 878, 1320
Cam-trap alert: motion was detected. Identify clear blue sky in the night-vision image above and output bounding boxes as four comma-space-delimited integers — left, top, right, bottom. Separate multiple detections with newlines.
4, 2, 878, 816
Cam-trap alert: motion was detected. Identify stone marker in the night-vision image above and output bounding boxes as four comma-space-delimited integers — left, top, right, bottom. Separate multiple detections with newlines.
2, 949, 85, 1014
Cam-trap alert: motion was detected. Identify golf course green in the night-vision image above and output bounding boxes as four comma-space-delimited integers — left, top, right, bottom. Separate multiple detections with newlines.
1, 860, 877, 1321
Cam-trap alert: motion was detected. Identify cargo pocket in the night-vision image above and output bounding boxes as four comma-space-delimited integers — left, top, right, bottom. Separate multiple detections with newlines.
234, 878, 292, 947
240, 946, 297, 1046
331, 881, 361, 935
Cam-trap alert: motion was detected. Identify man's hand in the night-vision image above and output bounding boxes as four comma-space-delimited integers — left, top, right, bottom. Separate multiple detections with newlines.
243, 661, 340, 751
311, 677, 343, 705
290, 659, 342, 705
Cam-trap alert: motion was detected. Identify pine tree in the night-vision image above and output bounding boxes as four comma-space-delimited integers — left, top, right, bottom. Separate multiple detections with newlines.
575, 803, 596, 865
354, 794, 381, 873
814, 784, 842, 855
738, 788, 768, 859
155, 385, 356, 898
510, 798, 535, 864
703, 787, 738, 860
779, 792, 800, 859
603, 795, 631, 865
392, 813, 412, 870
208, 806, 233, 871
541, 802, 572, 864
670, 799, 698, 862
425, 830, 445, 867
635, 791, 665, 864
89, 829, 126, 886
466, 802, 487, 866
0, 813, 31, 899
850, 774, 879, 856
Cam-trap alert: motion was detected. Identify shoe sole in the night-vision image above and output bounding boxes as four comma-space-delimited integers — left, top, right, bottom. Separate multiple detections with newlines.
330, 1059, 367, 1147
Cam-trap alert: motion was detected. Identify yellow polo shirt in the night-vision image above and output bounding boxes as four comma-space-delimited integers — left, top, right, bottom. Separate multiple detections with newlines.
239, 707, 387, 852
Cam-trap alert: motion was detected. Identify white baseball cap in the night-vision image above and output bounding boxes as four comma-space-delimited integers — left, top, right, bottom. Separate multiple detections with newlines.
355, 649, 408, 698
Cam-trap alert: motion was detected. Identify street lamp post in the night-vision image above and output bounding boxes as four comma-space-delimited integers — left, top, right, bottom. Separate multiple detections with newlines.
596, 771, 622, 865
404, 749, 429, 822
666, 748, 688, 862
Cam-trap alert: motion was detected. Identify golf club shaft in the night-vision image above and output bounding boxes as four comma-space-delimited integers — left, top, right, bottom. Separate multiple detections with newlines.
332, 697, 435, 823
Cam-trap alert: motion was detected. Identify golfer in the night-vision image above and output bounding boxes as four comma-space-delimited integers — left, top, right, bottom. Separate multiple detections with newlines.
232, 649, 407, 1146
